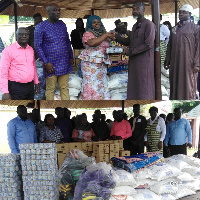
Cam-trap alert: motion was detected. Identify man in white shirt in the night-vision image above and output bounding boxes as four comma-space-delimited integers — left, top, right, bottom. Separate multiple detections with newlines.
144, 106, 166, 153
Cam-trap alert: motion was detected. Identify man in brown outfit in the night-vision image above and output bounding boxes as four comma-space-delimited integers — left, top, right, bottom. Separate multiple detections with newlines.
115, 2, 156, 100
165, 4, 200, 100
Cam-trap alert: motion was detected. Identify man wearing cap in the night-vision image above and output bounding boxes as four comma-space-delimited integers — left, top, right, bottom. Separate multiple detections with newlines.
144, 106, 166, 153
164, 108, 192, 156
165, 4, 200, 100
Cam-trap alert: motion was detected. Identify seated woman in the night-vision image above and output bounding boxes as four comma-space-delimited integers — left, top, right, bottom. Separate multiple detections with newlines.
72, 114, 95, 142
39, 114, 64, 143
78, 15, 114, 100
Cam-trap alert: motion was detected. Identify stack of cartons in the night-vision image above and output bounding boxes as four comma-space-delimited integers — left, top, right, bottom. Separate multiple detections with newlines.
72, 49, 83, 71
19, 143, 59, 200
56, 140, 129, 167
56, 143, 69, 169
0, 153, 23, 200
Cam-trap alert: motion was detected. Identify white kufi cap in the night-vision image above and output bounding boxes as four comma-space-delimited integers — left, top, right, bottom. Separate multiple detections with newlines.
179, 4, 193, 13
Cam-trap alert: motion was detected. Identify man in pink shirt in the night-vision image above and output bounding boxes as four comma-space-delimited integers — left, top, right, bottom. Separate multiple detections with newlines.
110, 110, 132, 150
0, 27, 39, 100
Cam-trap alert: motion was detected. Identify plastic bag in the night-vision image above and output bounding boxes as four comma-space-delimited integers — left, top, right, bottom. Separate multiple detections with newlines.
58, 150, 95, 200
134, 189, 160, 200
74, 162, 116, 200
173, 188, 195, 199
164, 157, 191, 171
111, 169, 136, 187
111, 186, 137, 196
147, 163, 181, 181
149, 179, 178, 195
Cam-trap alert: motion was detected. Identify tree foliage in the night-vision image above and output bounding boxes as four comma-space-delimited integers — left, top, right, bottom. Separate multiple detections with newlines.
172, 101, 200, 114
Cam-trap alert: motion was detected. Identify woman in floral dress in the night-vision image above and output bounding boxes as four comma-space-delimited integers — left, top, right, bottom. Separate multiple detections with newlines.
78, 15, 114, 100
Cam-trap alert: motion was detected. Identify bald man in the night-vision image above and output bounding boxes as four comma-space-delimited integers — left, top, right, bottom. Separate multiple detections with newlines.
165, 4, 200, 100
34, 4, 73, 100
0, 27, 39, 100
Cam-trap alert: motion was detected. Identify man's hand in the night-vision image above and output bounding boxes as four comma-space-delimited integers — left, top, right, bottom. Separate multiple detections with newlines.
164, 60, 170, 70
35, 84, 40, 94
45, 62, 54, 74
70, 59, 74, 66
193, 66, 200, 73
187, 143, 192, 148
2, 93, 11, 100
158, 141, 162, 150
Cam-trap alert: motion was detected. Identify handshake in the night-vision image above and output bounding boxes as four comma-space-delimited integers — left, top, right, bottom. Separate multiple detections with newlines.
106, 32, 116, 40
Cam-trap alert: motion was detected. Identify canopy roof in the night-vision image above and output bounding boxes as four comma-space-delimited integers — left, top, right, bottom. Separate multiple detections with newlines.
0, 0, 199, 18
0, 100, 160, 109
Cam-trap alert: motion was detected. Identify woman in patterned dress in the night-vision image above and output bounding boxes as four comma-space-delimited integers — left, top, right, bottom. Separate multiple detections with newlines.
39, 114, 64, 143
78, 15, 114, 100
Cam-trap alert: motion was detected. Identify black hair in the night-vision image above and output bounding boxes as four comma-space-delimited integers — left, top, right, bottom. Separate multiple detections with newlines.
133, 104, 140, 109
163, 21, 172, 31
114, 19, 121, 25
160, 14, 162, 21
44, 114, 54, 124
33, 13, 42, 18
17, 105, 26, 112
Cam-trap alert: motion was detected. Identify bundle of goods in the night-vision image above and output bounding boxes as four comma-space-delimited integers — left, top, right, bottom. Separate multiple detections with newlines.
108, 70, 128, 100
161, 66, 170, 100
130, 154, 200, 200
107, 60, 128, 74
54, 72, 82, 100
0, 153, 23, 200
111, 152, 163, 173
34, 59, 46, 100
74, 162, 116, 200
106, 46, 123, 54
19, 143, 59, 200
58, 149, 95, 200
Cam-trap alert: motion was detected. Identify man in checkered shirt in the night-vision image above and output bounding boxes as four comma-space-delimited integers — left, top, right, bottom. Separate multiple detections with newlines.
34, 4, 73, 100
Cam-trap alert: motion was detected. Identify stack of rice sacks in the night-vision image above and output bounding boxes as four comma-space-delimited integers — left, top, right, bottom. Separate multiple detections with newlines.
0, 153, 23, 200
131, 154, 200, 200
161, 66, 170, 100
108, 72, 128, 100
54, 72, 82, 100
19, 143, 59, 200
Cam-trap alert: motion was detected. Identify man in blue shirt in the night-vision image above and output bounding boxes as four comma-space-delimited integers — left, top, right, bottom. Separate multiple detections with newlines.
34, 4, 73, 100
7, 105, 37, 153
164, 108, 192, 156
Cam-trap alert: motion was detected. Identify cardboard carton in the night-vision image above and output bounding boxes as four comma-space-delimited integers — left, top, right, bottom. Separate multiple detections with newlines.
109, 152, 119, 159
110, 143, 119, 153
56, 143, 70, 154
119, 150, 130, 157
69, 142, 82, 151
82, 142, 93, 152
57, 153, 67, 169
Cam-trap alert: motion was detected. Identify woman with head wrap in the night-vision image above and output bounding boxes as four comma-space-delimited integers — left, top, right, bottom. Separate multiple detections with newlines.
78, 15, 115, 100
70, 18, 85, 49
72, 114, 95, 142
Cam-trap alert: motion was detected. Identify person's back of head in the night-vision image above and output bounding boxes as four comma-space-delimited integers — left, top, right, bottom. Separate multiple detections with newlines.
33, 13, 42, 26
55, 107, 64, 118
163, 21, 172, 31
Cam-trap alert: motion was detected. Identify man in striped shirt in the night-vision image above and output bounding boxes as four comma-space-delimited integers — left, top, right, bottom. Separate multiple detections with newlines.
34, 4, 73, 100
